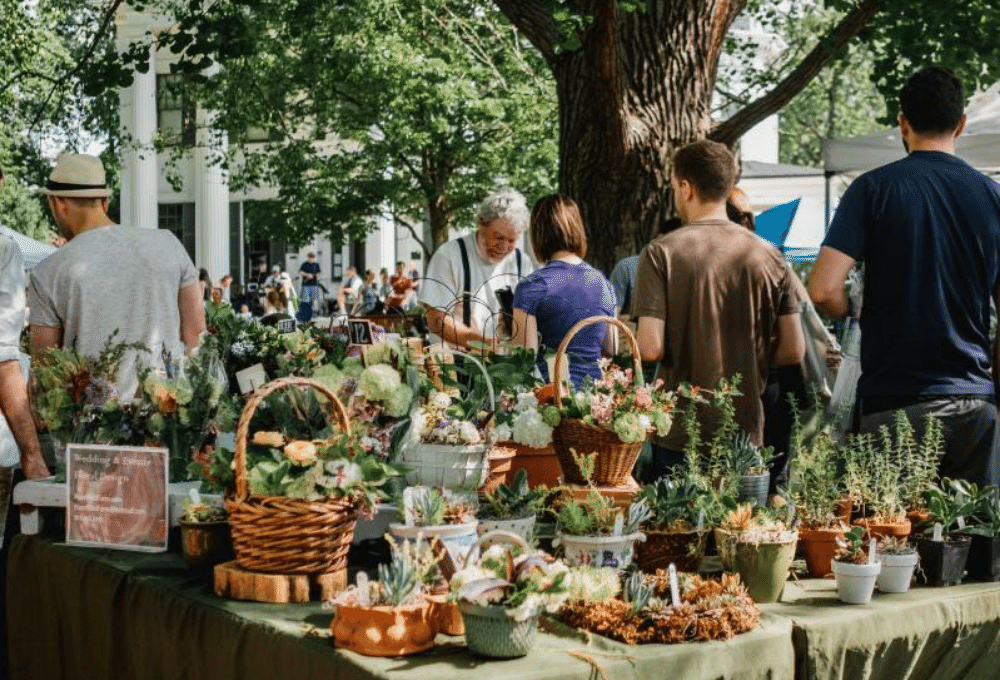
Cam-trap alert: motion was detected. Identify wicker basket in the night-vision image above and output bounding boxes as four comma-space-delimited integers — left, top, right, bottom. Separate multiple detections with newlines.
226, 376, 358, 574
552, 315, 645, 486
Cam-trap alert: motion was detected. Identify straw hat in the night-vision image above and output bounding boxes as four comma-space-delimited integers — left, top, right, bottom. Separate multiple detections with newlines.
40, 154, 110, 198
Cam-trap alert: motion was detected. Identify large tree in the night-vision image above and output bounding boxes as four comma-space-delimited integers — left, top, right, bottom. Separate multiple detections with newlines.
493, 0, 1000, 271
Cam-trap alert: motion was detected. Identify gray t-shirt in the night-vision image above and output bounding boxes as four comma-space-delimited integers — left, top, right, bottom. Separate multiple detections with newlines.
28, 225, 198, 394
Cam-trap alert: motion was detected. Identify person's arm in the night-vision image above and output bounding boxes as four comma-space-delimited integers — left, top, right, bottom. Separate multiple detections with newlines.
773, 313, 806, 366
511, 308, 537, 349
637, 316, 665, 362
424, 305, 488, 349
178, 282, 206, 352
0, 360, 49, 479
807, 246, 857, 319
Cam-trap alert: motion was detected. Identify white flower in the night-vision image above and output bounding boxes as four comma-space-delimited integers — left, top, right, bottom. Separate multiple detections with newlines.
459, 421, 481, 445
639, 414, 652, 432
512, 409, 553, 448
384, 384, 413, 418
431, 390, 452, 409
515, 392, 538, 412
493, 423, 513, 442
359, 364, 402, 402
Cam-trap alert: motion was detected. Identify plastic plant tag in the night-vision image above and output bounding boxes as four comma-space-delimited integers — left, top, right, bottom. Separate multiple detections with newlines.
189, 487, 201, 505
612, 514, 624, 537
696, 509, 705, 532
868, 538, 877, 565
356, 572, 370, 607
957, 516, 966, 530
402, 487, 422, 526
668, 564, 680, 607
933, 522, 943, 542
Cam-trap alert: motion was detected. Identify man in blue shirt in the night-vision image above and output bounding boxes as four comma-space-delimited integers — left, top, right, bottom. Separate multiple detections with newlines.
809, 66, 1000, 487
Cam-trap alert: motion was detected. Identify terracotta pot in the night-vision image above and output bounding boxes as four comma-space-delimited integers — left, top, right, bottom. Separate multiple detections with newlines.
798, 526, 841, 577
635, 528, 707, 573
427, 594, 465, 636
853, 518, 912, 542
179, 520, 233, 570
331, 601, 437, 656
503, 441, 563, 488
906, 508, 932, 529
835, 496, 854, 525
480, 447, 516, 496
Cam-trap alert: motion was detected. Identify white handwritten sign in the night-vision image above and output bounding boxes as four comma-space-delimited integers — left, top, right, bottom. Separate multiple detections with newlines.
66, 444, 169, 552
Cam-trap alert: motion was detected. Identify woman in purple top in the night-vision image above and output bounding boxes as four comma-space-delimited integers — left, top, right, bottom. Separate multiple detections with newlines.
512, 195, 617, 387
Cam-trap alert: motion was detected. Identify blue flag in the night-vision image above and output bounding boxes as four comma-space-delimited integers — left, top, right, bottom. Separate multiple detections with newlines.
755, 198, 800, 253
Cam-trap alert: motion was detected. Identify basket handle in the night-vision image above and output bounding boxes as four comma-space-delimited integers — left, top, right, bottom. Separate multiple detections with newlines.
462, 530, 530, 569
233, 376, 351, 501
429, 348, 495, 411
553, 315, 643, 407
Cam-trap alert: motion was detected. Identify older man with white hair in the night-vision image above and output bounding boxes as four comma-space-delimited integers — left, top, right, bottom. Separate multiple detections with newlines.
419, 188, 534, 350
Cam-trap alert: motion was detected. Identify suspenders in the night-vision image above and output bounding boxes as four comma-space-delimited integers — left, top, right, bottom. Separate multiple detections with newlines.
455, 236, 522, 328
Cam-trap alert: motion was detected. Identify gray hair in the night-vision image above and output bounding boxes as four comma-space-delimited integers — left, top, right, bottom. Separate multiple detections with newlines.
476, 188, 530, 233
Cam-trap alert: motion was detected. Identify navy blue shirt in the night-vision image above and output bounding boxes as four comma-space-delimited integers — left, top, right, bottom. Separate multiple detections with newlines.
824, 151, 1000, 398
513, 260, 616, 387
299, 261, 320, 286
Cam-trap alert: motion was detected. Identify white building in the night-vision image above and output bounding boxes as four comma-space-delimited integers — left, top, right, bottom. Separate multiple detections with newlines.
114, 6, 423, 298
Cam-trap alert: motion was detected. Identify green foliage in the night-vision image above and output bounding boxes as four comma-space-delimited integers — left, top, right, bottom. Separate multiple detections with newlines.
623, 571, 652, 616
479, 469, 552, 521
377, 547, 421, 606
786, 395, 843, 529
833, 526, 867, 564
637, 477, 702, 531
921, 478, 980, 539
965, 486, 1000, 538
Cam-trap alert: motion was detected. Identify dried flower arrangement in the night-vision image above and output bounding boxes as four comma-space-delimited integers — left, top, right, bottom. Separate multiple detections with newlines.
557, 570, 760, 644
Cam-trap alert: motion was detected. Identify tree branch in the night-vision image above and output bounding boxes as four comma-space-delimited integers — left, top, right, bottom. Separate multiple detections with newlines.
711, 0, 880, 147
394, 211, 432, 261
492, 0, 560, 64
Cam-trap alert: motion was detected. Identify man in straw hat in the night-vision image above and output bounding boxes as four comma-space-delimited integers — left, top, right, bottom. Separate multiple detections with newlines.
28, 154, 206, 393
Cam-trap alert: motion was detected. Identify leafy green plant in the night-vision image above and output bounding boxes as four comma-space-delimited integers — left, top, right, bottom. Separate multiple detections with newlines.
787, 396, 843, 529
961, 484, 1000, 538
623, 571, 652, 615
834, 526, 868, 564
180, 500, 227, 523
377, 547, 421, 606
636, 477, 703, 531
921, 478, 980, 538
479, 469, 552, 520
725, 431, 776, 477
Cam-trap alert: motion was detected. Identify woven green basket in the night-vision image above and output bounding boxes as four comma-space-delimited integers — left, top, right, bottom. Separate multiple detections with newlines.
458, 601, 539, 658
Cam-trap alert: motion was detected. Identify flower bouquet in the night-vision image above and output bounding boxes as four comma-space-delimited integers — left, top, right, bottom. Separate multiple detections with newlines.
451, 531, 570, 657
552, 316, 675, 486
217, 376, 402, 574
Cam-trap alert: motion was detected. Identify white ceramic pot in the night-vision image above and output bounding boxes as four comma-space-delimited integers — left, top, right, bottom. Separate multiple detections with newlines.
389, 521, 480, 566
554, 532, 645, 569
832, 560, 881, 604
477, 515, 536, 546
400, 442, 490, 490
876, 552, 919, 593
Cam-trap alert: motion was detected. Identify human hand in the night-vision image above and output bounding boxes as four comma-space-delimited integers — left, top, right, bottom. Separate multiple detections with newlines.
22, 453, 52, 480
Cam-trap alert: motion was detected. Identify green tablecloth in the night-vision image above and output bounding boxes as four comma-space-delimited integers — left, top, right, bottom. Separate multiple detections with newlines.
769, 577, 1000, 680
6, 536, 794, 680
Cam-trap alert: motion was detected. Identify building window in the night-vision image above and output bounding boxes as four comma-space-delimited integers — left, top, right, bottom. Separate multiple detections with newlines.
157, 74, 196, 146
159, 202, 196, 262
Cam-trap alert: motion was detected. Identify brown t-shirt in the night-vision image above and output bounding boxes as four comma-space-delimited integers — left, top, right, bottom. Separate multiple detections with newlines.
633, 219, 799, 450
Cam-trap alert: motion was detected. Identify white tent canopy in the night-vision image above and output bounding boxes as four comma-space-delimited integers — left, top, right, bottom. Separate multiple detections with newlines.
823, 83, 1000, 174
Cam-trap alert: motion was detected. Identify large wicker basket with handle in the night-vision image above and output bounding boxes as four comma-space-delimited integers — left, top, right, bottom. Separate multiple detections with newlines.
226, 376, 358, 574
552, 315, 645, 486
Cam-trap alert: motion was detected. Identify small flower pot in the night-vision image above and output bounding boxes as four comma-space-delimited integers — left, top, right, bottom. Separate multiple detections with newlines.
832, 560, 881, 604
458, 601, 539, 658
915, 536, 970, 587
635, 528, 707, 573
389, 521, 480, 566
798, 526, 841, 577
733, 537, 797, 604
477, 515, 536, 545
853, 517, 912, 542
965, 535, 1000, 582
737, 473, 770, 508
179, 520, 233, 571
331, 601, 437, 657
877, 552, 919, 593
555, 532, 645, 569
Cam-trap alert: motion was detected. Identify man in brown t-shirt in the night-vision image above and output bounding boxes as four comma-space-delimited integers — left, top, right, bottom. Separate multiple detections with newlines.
634, 140, 805, 477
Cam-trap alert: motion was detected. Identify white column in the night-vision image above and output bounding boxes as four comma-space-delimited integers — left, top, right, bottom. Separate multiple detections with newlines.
117, 27, 158, 229
194, 104, 230, 279
364, 205, 395, 275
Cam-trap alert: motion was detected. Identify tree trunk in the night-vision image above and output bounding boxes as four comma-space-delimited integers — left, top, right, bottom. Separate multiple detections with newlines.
550, 1, 736, 274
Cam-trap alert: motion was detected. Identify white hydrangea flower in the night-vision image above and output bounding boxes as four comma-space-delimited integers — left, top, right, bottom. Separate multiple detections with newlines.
512, 409, 553, 448
431, 390, 452, 409
493, 423, 513, 442
384, 384, 413, 418
515, 392, 538, 413
459, 420, 481, 445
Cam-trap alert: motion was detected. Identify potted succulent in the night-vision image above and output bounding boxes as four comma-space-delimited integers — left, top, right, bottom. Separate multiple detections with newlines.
633, 477, 707, 573
451, 531, 570, 658
726, 432, 776, 509
477, 469, 552, 542
178, 497, 232, 570
789, 425, 846, 577
389, 486, 479, 566
959, 483, 1000, 582
876, 535, 919, 593
550, 452, 650, 568
330, 541, 438, 657
914, 479, 976, 587
724, 504, 797, 604
832, 526, 881, 604
845, 430, 911, 540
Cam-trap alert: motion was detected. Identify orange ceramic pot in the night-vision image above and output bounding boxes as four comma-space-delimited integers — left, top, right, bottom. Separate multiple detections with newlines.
798, 527, 841, 577
853, 517, 912, 542
428, 594, 465, 636
503, 441, 563, 488
331, 601, 437, 657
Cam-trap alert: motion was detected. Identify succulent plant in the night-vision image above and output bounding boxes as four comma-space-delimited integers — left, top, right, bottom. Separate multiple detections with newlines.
377, 548, 420, 606
623, 571, 653, 615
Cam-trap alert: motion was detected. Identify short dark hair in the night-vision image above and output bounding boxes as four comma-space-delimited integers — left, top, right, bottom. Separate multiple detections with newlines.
671, 140, 736, 202
900, 66, 964, 134
530, 194, 587, 262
